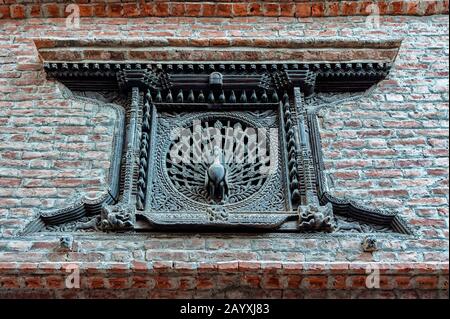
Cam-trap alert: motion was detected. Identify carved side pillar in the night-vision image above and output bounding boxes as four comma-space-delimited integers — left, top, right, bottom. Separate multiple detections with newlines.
100, 87, 141, 231
292, 87, 335, 232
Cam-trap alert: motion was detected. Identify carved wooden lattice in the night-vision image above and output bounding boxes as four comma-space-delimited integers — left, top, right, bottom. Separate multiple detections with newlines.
23, 62, 412, 234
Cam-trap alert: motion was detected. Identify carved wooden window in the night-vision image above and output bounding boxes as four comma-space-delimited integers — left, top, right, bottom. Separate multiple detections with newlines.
24, 62, 411, 235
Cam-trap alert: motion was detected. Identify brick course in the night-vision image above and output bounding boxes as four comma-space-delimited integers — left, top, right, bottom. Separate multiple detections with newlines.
0, 1, 448, 19
0, 261, 447, 298
0, 3, 448, 298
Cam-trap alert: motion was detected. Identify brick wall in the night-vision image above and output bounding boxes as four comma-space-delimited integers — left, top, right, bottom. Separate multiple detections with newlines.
0, 0, 448, 19
0, 3, 448, 298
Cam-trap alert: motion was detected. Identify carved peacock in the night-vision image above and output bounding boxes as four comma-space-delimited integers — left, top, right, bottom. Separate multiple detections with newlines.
205, 146, 229, 203
166, 119, 271, 205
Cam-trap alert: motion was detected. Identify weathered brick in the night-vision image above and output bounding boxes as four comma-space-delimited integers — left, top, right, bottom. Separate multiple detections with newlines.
42, 3, 61, 18
218, 3, 233, 17
311, 2, 325, 17
10, 5, 26, 19
185, 3, 202, 17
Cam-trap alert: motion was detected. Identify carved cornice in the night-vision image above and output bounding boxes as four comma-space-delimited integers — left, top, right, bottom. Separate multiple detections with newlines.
44, 61, 393, 98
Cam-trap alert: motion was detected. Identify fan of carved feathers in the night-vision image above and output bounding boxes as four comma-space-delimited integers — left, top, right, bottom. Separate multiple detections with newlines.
166, 120, 271, 204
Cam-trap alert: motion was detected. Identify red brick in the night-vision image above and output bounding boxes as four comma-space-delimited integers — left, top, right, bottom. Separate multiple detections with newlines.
304, 276, 328, 289
131, 261, 148, 272
107, 4, 122, 17
331, 275, 347, 289
443, 0, 449, 13
27, 5, 41, 18
0, 276, 20, 288
248, 3, 262, 16
311, 2, 325, 17
202, 3, 216, 16
77, 4, 93, 17
238, 262, 260, 272
287, 275, 302, 289
0, 178, 21, 187
170, 3, 185, 17
216, 3, 232, 17
173, 262, 197, 272
179, 276, 196, 290
304, 263, 327, 274
377, 0, 390, 14
198, 263, 217, 273
196, 276, 215, 289
42, 4, 61, 18
264, 3, 280, 17
56, 127, 89, 135
185, 3, 202, 17
427, 168, 448, 176
155, 2, 169, 17
24, 276, 42, 289
333, 171, 361, 179
131, 276, 152, 289
142, 3, 154, 16
217, 262, 239, 272
10, 5, 26, 19
349, 275, 367, 289
415, 276, 439, 289
93, 4, 107, 17
261, 275, 282, 289
153, 261, 173, 272
31, 241, 58, 250
210, 38, 231, 47
368, 189, 409, 197
155, 276, 178, 289
124, 3, 141, 17
391, 1, 405, 14
280, 3, 295, 16
108, 277, 129, 289
341, 1, 359, 15
45, 275, 65, 289
261, 262, 282, 273
106, 263, 129, 273
395, 276, 413, 289
18, 263, 39, 273
233, 3, 248, 17
282, 263, 304, 274
87, 276, 105, 289
327, 1, 340, 16
425, 1, 438, 15
39, 262, 63, 273
295, 3, 311, 18
241, 274, 261, 288
0, 5, 11, 19
17, 63, 42, 71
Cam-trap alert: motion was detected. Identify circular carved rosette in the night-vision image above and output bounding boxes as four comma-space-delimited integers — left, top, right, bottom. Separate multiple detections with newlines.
166, 116, 272, 205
